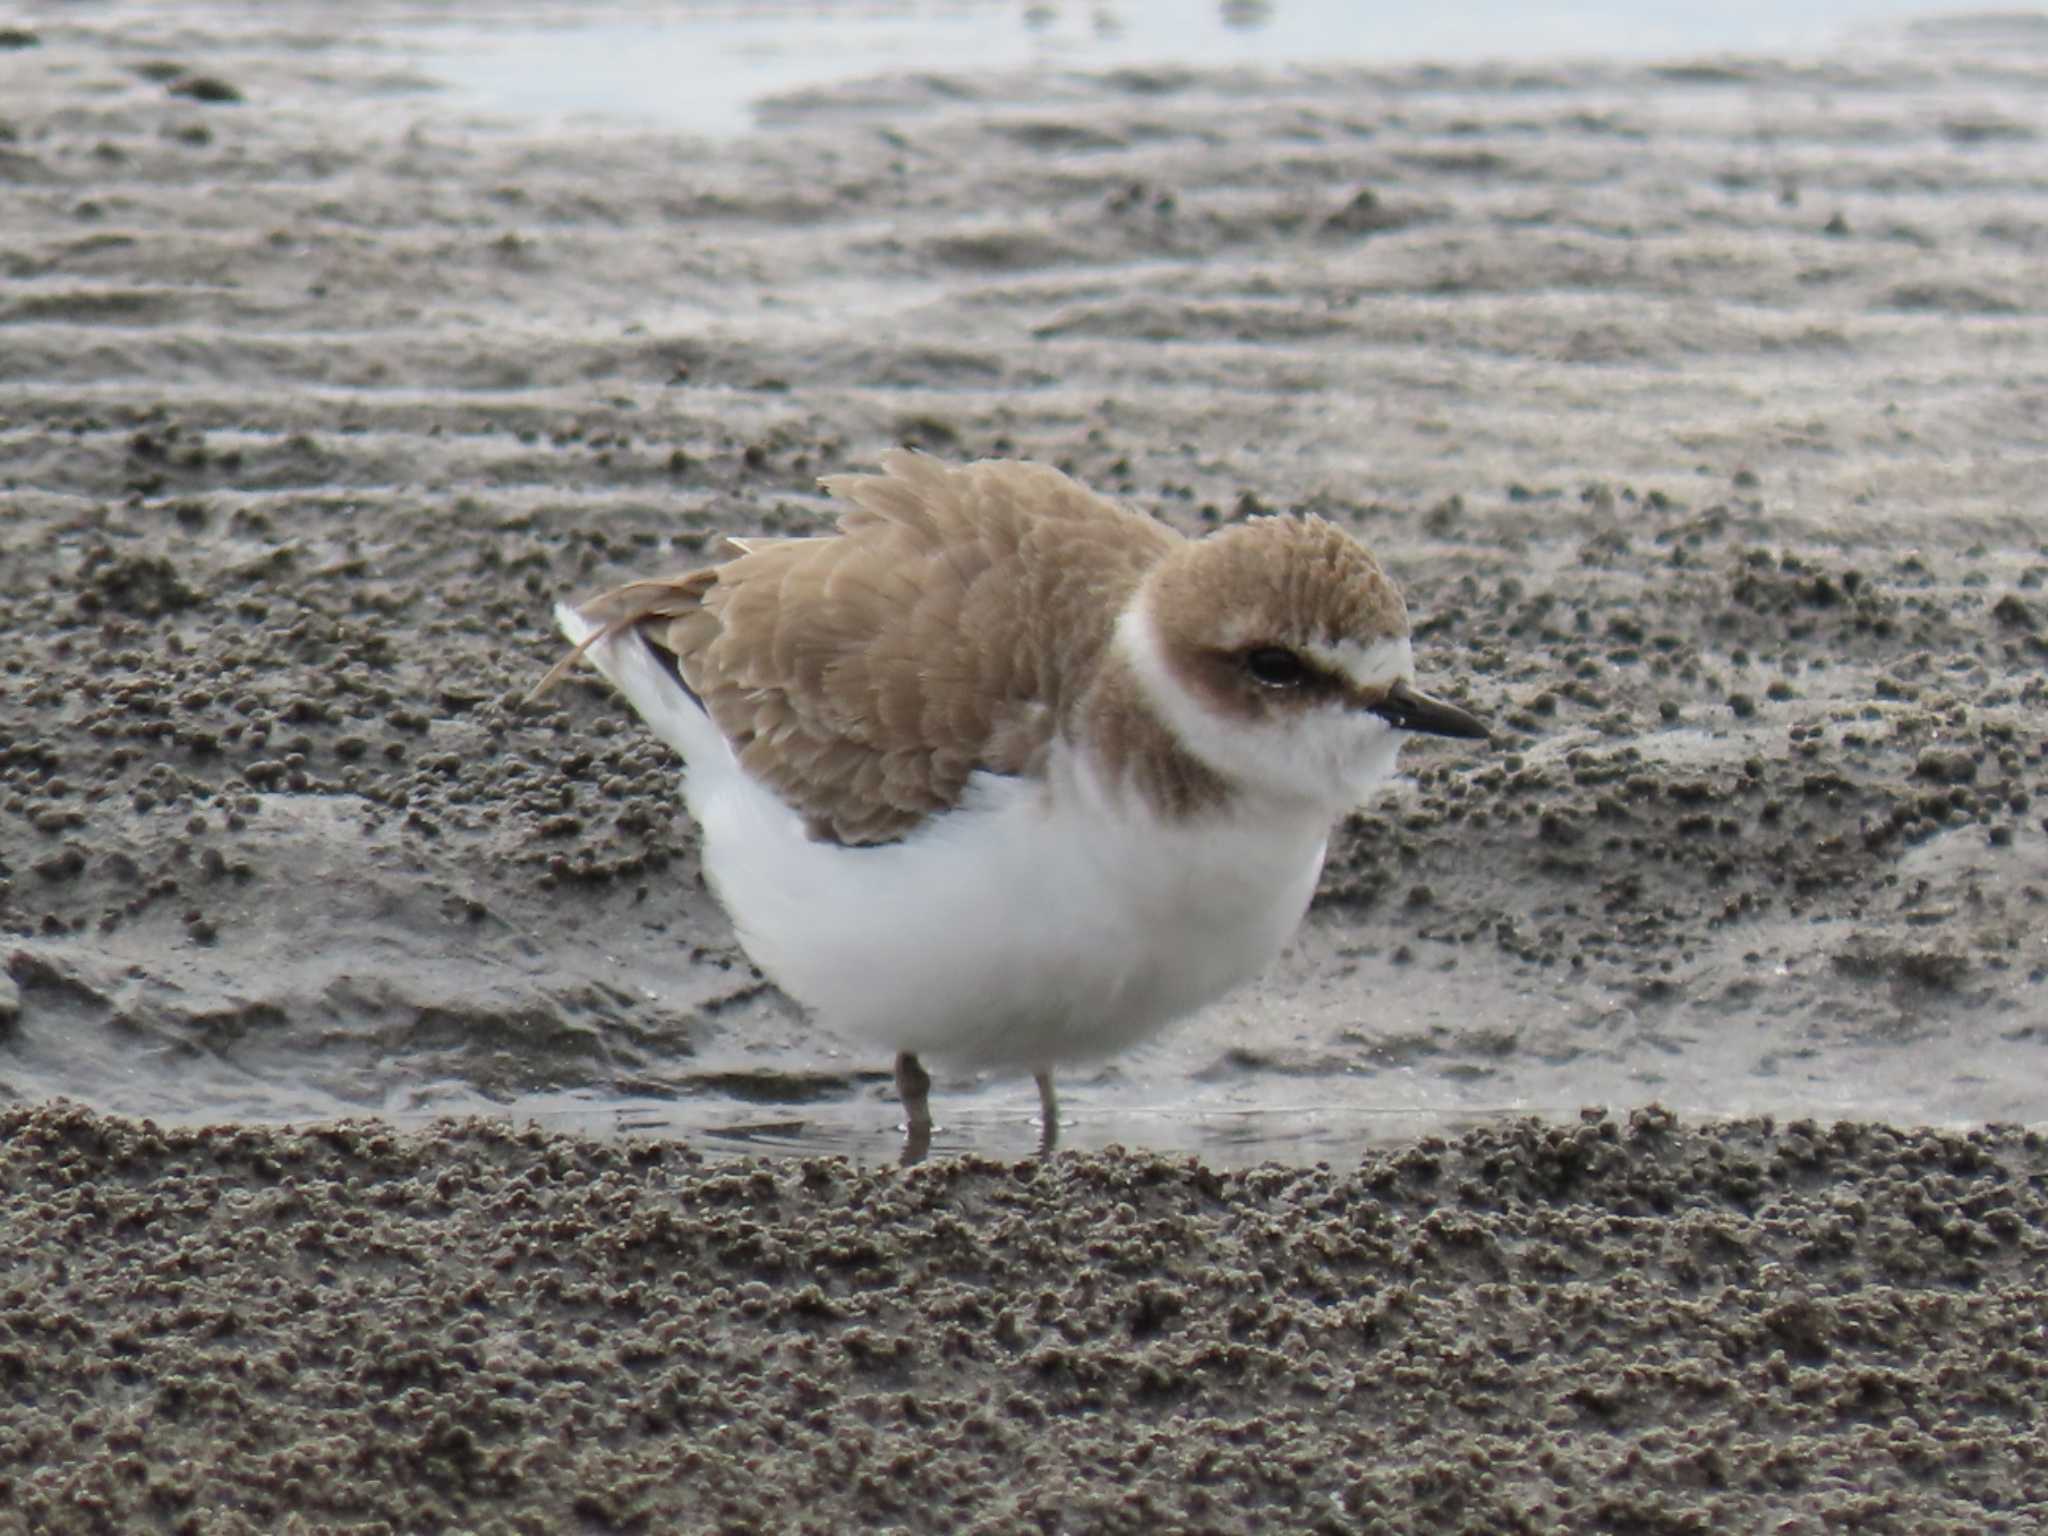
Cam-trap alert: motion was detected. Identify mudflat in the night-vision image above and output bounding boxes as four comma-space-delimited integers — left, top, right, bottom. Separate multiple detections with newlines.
1, 5, 2046, 1530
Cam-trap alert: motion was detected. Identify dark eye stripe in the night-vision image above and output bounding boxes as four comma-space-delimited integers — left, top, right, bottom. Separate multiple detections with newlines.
1242, 646, 1315, 688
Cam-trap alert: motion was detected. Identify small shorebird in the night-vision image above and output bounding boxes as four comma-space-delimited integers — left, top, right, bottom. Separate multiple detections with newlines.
536, 451, 1485, 1158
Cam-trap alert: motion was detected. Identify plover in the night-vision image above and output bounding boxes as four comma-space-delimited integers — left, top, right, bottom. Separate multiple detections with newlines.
536, 451, 1485, 1156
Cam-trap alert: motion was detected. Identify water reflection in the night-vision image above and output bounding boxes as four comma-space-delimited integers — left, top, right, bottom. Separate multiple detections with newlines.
419, 1, 1307, 139
458, 1093, 1591, 1168
1022, 2, 1270, 38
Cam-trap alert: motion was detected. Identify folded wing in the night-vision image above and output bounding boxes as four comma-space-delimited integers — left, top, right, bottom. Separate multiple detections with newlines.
542, 451, 1180, 845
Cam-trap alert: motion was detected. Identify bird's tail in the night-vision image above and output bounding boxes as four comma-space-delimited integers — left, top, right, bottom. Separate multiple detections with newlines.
536, 596, 725, 768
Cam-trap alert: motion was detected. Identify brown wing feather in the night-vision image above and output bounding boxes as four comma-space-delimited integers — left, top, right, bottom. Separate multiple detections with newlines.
546, 451, 1182, 846
526, 569, 722, 701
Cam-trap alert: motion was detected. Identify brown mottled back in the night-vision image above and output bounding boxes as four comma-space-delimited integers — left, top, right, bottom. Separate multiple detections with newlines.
572, 451, 1181, 845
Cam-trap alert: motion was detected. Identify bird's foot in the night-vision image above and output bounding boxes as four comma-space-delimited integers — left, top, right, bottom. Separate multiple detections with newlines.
1034, 1070, 1060, 1156
896, 1051, 933, 1166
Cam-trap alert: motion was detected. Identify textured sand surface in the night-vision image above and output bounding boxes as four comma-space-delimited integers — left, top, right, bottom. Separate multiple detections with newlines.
4, 1102, 2048, 1535
2, 7, 2048, 1528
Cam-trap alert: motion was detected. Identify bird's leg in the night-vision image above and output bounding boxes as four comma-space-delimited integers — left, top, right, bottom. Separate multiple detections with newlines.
895, 1051, 933, 1166
1034, 1070, 1059, 1156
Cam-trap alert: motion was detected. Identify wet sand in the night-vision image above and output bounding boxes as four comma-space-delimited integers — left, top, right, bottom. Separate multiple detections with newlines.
5, 1102, 2047, 1532
2, 3, 2048, 1526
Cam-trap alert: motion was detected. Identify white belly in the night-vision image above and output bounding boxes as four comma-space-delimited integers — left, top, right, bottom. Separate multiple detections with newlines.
695, 746, 1329, 1072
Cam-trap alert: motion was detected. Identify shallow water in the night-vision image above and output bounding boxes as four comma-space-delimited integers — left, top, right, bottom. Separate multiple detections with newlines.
416, 0, 1983, 136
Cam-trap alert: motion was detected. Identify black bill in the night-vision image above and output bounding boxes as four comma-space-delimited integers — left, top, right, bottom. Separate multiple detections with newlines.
1370, 679, 1489, 740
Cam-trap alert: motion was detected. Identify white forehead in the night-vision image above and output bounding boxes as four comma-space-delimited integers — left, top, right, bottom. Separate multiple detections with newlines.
1305, 635, 1414, 691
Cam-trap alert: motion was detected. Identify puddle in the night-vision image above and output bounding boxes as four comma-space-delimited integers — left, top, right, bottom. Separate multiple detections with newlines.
413, 0, 1957, 137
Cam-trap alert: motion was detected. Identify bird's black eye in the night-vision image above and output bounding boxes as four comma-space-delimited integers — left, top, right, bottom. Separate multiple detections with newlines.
1243, 646, 1312, 688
